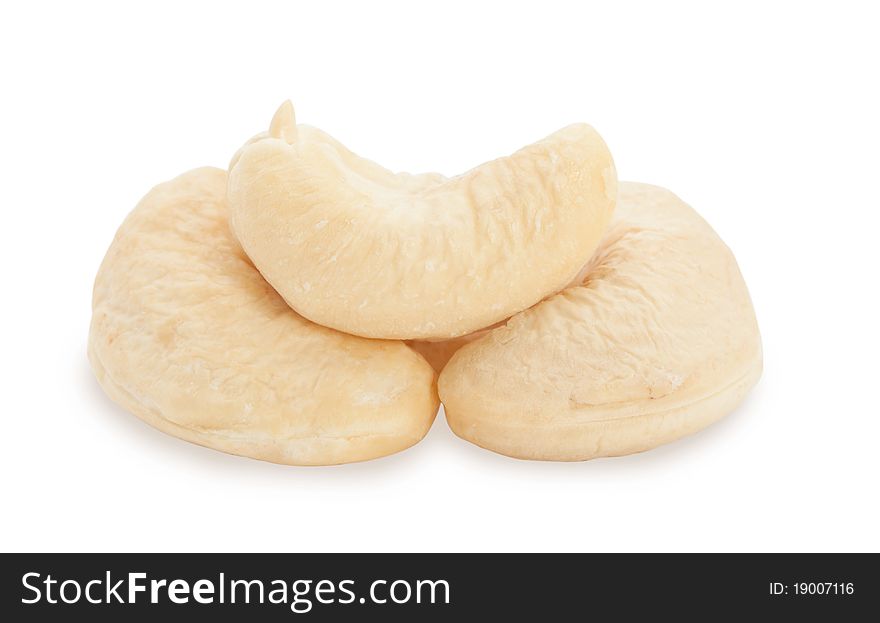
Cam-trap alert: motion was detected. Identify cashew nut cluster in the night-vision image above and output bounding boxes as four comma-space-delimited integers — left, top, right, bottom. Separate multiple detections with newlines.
89, 103, 760, 465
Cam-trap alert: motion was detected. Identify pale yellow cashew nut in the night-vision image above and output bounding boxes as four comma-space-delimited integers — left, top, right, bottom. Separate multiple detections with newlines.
228, 101, 617, 340
439, 182, 762, 461
89, 168, 439, 466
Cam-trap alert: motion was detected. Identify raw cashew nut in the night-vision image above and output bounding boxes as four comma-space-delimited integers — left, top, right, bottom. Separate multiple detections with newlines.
227, 101, 617, 340
89, 168, 439, 466
438, 182, 762, 461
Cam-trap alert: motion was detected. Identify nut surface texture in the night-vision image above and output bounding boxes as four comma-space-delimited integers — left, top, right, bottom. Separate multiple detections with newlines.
228, 101, 617, 340
438, 182, 762, 461
89, 167, 439, 465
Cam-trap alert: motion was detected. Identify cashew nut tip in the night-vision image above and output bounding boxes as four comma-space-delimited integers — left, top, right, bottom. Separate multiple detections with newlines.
268, 99, 297, 143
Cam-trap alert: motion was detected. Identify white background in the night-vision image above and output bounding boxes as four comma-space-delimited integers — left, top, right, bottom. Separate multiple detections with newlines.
2, 1, 878, 553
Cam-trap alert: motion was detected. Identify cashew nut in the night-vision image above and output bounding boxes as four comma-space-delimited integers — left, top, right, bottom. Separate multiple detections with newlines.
228, 101, 617, 340
89, 168, 439, 466
438, 182, 762, 461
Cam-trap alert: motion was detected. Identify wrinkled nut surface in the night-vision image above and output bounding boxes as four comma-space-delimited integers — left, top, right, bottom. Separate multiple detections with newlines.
408, 256, 607, 372
89, 167, 439, 466
228, 101, 617, 340
438, 182, 762, 461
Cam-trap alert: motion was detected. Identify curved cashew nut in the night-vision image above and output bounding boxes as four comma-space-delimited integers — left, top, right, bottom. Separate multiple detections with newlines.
438, 182, 763, 461
228, 101, 617, 339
